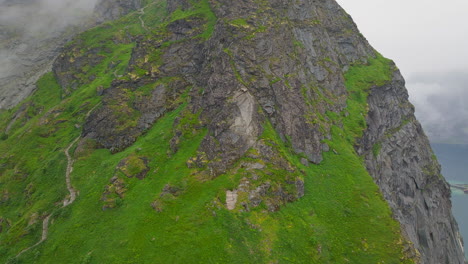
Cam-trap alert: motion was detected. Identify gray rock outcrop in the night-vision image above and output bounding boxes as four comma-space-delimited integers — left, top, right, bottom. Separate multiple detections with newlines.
357, 69, 465, 264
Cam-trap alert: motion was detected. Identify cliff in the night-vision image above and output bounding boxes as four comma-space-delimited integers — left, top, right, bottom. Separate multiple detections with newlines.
357, 70, 465, 263
0, 0, 464, 263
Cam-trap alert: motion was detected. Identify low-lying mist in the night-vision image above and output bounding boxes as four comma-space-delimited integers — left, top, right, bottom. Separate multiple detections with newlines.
0, 0, 100, 79
0, 0, 98, 38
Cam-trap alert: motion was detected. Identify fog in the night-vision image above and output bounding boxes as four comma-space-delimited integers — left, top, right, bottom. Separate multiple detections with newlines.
0, 49, 14, 78
0, 0, 99, 79
0, 0, 98, 38
337, 0, 468, 144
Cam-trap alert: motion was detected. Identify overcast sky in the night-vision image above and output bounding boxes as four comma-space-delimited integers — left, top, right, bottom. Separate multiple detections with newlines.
336, 0, 468, 144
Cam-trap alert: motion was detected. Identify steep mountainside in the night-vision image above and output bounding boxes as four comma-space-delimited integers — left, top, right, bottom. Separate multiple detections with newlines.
0, 0, 464, 263
357, 71, 465, 263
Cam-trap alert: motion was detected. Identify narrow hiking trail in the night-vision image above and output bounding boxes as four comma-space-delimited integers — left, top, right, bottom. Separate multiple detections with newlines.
15, 215, 51, 258
138, 1, 158, 31
15, 103, 100, 259
15, 136, 80, 258
138, 7, 147, 31
62, 102, 99, 207
63, 137, 80, 207
5, 113, 20, 134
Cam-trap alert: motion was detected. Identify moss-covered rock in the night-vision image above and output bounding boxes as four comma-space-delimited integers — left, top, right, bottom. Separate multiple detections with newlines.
101, 176, 127, 210
116, 154, 150, 179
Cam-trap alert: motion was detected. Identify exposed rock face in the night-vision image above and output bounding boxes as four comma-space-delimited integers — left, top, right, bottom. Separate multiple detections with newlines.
0, 0, 141, 110
226, 190, 238, 210
192, 0, 376, 172
116, 155, 150, 180
357, 69, 466, 264
227, 176, 305, 213
101, 176, 127, 210
82, 0, 375, 172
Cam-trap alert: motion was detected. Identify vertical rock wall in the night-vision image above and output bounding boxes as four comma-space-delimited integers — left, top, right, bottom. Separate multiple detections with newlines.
357, 69, 465, 263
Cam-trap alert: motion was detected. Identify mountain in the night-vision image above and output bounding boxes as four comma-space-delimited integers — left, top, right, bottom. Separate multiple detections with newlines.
0, 0, 464, 263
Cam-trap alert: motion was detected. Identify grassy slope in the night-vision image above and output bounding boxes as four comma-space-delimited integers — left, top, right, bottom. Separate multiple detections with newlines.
0, 2, 167, 262
0, 1, 413, 263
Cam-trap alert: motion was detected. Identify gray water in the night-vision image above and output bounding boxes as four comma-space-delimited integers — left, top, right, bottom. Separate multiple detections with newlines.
432, 143, 468, 259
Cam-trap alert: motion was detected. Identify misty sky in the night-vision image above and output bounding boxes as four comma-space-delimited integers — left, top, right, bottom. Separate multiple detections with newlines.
0, 0, 98, 37
336, 0, 468, 143
0, 0, 99, 80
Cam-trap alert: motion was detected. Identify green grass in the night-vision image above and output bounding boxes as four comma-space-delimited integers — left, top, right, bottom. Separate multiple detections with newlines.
169, 0, 217, 40
229, 18, 249, 28
0, 2, 165, 260
0, 1, 215, 262
256, 122, 412, 263
0, 72, 78, 262
74, 0, 167, 49
373, 142, 382, 158
343, 54, 393, 143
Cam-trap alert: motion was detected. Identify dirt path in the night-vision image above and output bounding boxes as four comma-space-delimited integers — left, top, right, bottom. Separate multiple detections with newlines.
63, 136, 80, 207
14, 135, 79, 258
15, 103, 100, 259
5, 113, 20, 134
62, 102, 99, 207
138, 8, 147, 31
138, 1, 158, 31
15, 215, 51, 258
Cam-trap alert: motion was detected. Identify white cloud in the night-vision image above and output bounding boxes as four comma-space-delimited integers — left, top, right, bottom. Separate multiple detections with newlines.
0, 0, 99, 39
336, 0, 468, 75
0, 0, 101, 79
407, 72, 468, 143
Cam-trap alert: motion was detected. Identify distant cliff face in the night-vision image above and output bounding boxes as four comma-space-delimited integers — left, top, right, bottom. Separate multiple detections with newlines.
0, 0, 464, 263
0, 0, 141, 109
357, 70, 466, 263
